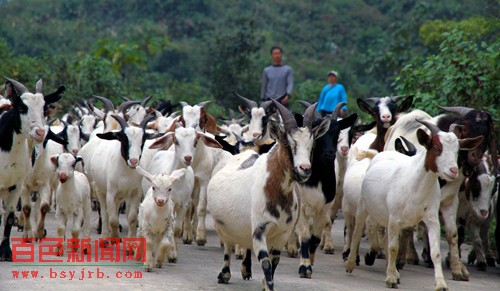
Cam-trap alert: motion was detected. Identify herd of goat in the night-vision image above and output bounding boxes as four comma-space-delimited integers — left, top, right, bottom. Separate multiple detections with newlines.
0, 77, 498, 290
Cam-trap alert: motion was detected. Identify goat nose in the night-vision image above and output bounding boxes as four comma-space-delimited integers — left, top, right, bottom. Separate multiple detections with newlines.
72, 149, 79, 155
341, 146, 349, 153
156, 199, 166, 206
253, 132, 261, 138
299, 164, 311, 175
480, 210, 488, 218
184, 156, 192, 163
130, 158, 139, 166
450, 167, 458, 176
36, 128, 46, 137
381, 114, 391, 121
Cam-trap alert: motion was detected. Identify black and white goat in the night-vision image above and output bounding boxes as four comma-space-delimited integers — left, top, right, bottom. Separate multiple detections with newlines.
207, 101, 330, 290
0, 77, 64, 261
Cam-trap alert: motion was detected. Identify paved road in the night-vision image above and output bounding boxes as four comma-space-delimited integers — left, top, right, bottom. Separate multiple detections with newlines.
1, 208, 499, 290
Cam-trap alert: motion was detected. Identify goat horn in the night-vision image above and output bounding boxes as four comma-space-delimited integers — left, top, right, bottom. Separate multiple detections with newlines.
120, 96, 131, 101
4, 77, 29, 96
298, 100, 312, 108
61, 120, 70, 128
437, 105, 474, 117
233, 91, 258, 109
272, 99, 297, 132
260, 99, 274, 112
118, 100, 141, 113
330, 102, 346, 120
141, 95, 153, 107
416, 119, 440, 135
363, 97, 380, 103
180, 101, 189, 108
139, 114, 156, 130
93, 95, 115, 113
303, 102, 319, 129
110, 114, 129, 130
197, 101, 211, 108
390, 95, 407, 103
35, 79, 43, 94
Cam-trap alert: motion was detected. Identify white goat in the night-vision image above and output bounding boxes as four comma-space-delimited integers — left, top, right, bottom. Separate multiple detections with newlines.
85, 115, 162, 241
50, 153, 91, 256
135, 166, 186, 272
345, 120, 483, 290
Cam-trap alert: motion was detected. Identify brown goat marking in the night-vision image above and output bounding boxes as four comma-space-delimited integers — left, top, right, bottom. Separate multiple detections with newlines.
264, 143, 295, 220
424, 134, 442, 173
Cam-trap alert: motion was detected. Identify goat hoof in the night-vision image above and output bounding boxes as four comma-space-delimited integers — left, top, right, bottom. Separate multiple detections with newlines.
235, 254, 244, 260
17, 225, 24, 232
477, 262, 486, 271
385, 281, 398, 288
323, 246, 334, 254
196, 239, 206, 246
217, 271, 231, 284
451, 273, 469, 281
241, 270, 252, 280
119, 224, 123, 233
168, 257, 177, 264
298, 265, 312, 278
406, 258, 419, 265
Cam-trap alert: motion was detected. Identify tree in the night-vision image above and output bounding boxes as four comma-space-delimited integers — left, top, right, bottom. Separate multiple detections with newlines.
205, 17, 264, 109
394, 26, 498, 116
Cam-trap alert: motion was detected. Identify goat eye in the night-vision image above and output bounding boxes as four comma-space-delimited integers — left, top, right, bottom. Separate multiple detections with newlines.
152, 187, 156, 191
168, 188, 172, 192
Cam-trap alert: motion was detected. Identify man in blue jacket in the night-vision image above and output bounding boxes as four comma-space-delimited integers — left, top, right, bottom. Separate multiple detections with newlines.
316, 70, 347, 117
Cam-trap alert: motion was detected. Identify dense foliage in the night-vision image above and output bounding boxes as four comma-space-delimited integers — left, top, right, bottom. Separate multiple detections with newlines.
0, 0, 497, 119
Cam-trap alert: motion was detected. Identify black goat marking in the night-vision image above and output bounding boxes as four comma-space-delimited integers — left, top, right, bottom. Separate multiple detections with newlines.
309, 235, 321, 255
239, 153, 259, 170
286, 215, 293, 224
300, 240, 310, 259
253, 222, 270, 241
0, 109, 22, 152
8, 185, 16, 192
223, 254, 230, 261
258, 250, 269, 261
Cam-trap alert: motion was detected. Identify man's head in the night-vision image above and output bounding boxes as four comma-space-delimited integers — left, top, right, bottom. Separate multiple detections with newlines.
328, 70, 338, 84
271, 46, 283, 65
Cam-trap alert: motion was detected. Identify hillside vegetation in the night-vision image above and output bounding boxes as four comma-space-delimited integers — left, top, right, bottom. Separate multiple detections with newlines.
0, 0, 497, 118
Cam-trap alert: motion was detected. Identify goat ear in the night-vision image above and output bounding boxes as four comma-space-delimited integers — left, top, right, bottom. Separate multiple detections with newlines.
313, 118, 331, 140
44, 85, 65, 104
135, 166, 153, 182
96, 131, 120, 141
170, 168, 187, 181
198, 133, 223, 149
50, 155, 59, 167
459, 136, 484, 151
416, 128, 431, 148
357, 99, 375, 116
338, 113, 358, 131
75, 156, 85, 169
396, 95, 413, 113
92, 107, 106, 120
149, 132, 175, 150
